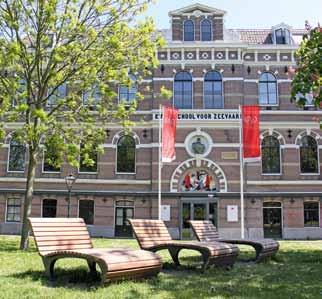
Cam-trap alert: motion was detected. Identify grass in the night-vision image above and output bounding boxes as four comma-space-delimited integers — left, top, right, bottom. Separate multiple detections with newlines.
0, 236, 322, 299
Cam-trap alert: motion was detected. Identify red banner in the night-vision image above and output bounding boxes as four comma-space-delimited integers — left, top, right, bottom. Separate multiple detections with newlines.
242, 105, 260, 161
162, 106, 178, 163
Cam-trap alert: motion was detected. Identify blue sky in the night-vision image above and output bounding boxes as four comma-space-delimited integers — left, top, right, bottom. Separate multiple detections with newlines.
144, 0, 321, 29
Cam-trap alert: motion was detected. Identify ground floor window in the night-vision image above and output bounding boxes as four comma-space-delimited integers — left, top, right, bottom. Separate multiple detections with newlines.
304, 202, 319, 227
79, 200, 94, 225
42, 199, 57, 218
115, 200, 134, 237
6, 198, 21, 222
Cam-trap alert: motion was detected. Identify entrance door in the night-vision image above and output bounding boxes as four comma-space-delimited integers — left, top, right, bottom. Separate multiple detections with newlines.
263, 202, 282, 238
115, 207, 134, 237
181, 200, 217, 239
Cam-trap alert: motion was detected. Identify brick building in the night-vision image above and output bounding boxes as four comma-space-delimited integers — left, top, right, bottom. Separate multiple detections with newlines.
1, 3, 321, 239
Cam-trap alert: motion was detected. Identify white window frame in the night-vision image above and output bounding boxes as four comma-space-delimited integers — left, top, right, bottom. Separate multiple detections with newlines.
115, 134, 137, 175
5, 198, 21, 223
299, 136, 320, 176
183, 19, 195, 42
7, 138, 26, 173
261, 135, 282, 176
303, 200, 320, 228
258, 72, 279, 107
200, 19, 212, 42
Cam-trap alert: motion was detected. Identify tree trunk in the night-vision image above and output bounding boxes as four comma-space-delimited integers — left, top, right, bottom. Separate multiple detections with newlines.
20, 148, 38, 250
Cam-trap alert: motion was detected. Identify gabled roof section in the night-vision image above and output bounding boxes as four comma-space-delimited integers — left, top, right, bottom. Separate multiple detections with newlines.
169, 3, 226, 16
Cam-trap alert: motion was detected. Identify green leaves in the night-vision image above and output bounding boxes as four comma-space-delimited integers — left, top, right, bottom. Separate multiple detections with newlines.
291, 27, 322, 106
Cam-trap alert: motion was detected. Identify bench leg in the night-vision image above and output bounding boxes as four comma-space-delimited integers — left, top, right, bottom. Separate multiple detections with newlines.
42, 257, 57, 281
168, 248, 181, 266
201, 251, 210, 273
87, 260, 99, 279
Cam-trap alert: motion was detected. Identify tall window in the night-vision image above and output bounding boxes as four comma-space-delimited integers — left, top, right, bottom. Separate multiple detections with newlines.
42, 199, 57, 218
13, 79, 27, 107
79, 200, 94, 225
204, 71, 223, 109
8, 137, 26, 172
48, 83, 67, 106
184, 20, 194, 41
79, 143, 98, 173
261, 136, 281, 174
119, 74, 137, 104
43, 148, 60, 173
304, 202, 319, 227
300, 136, 319, 174
83, 85, 101, 106
275, 28, 291, 44
173, 71, 193, 109
259, 72, 278, 105
201, 19, 212, 41
6, 198, 21, 222
117, 135, 136, 173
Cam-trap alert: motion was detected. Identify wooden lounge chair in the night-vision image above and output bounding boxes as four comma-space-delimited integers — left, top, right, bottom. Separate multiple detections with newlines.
28, 218, 162, 284
189, 220, 279, 262
129, 219, 239, 271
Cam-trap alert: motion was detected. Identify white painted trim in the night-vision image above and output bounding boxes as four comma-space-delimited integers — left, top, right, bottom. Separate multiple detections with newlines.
247, 180, 322, 185
200, 19, 213, 42
298, 135, 320, 175
0, 177, 151, 184
260, 135, 282, 175
203, 71, 224, 109
173, 71, 193, 109
258, 72, 279, 106
5, 197, 22, 223
183, 19, 195, 42
115, 134, 137, 175
7, 139, 26, 173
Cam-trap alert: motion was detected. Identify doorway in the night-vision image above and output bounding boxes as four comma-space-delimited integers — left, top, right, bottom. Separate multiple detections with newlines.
114, 200, 134, 237
263, 202, 282, 238
181, 199, 217, 239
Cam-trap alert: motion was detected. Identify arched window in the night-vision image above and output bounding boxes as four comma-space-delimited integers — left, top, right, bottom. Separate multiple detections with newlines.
261, 136, 281, 174
173, 71, 193, 109
119, 74, 137, 104
117, 135, 136, 173
259, 72, 278, 105
300, 136, 319, 173
204, 71, 223, 109
8, 136, 26, 172
183, 20, 194, 41
201, 19, 212, 41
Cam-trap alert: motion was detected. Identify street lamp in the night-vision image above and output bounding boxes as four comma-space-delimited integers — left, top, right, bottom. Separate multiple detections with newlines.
65, 174, 76, 217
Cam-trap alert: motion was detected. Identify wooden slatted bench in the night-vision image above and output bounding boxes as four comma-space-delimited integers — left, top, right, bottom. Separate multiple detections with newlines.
28, 218, 162, 284
189, 220, 279, 262
129, 219, 239, 271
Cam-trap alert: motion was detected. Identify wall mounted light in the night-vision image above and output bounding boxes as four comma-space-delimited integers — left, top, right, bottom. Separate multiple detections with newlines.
247, 66, 251, 75
251, 199, 256, 204
284, 66, 289, 74
142, 129, 148, 139
160, 64, 165, 73
106, 129, 110, 138
290, 198, 295, 204
231, 64, 235, 73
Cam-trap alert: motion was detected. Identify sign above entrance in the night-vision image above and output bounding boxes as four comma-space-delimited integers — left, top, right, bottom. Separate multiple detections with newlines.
153, 111, 240, 121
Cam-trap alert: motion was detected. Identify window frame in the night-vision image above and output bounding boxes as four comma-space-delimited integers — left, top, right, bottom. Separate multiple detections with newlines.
299, 135, 320, 175
7, 137, 26, 173
303, 201, 320, 228
47, 83, 68, 107
275, 28, 292, 45
82, 85, 101, 107
203, 71, 224, 109
5, 198, 21, 223
173, 71, 193, 109
200, 19, 212, 41
116, 135, 136, 174
183, 19, 195, 42
258, 72, 279, 106
41, 198, 57, 218
261, 135, 282, 175
78, 199, 95, 225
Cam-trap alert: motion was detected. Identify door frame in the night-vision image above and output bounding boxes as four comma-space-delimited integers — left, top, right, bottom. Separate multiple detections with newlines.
179, 197, 218, 239
114, 200, 135, 237
262, 201, 283, 239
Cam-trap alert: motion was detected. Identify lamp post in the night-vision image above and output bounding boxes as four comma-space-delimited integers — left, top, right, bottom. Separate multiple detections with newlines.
65, 174, 76, 218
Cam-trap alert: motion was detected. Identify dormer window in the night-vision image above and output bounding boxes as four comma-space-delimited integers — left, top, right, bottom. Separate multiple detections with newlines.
201, 19, 212, 41
184, 20, 195, 41
275, 28, 291, 44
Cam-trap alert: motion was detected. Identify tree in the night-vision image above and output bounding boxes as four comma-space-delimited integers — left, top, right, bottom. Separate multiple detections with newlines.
0, 0, 163, 250
291, 26, 322, 106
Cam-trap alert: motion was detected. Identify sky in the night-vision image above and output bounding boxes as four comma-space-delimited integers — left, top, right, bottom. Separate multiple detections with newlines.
144, 0, 322, 29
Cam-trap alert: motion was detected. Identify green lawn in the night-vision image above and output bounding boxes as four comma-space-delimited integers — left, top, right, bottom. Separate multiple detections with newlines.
0, 236, 321, 299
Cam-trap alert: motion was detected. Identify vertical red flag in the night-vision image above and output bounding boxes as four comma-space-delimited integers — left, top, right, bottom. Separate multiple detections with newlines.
242, 105, 260, 161
162, 106, 178, 163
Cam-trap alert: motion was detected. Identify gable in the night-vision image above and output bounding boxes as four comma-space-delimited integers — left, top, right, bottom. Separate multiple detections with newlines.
169, 3, 226, 16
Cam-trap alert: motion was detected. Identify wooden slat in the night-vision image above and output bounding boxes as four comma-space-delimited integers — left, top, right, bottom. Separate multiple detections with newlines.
33, 231, 90, 237
33, 228, 86, 233
37, 240, 92, 247
39, 244, 92, 252
31, 223, 86, 227
35, 235, 91, 242
29, 218, 84, 223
